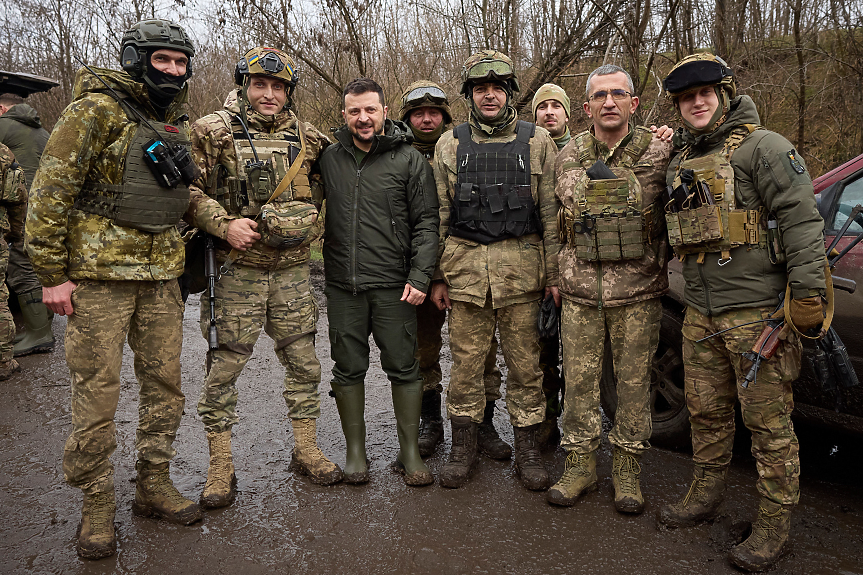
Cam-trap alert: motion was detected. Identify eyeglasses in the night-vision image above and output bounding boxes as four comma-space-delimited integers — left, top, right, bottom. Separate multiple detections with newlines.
403, 85, 447, 106
589, 89, 631, 102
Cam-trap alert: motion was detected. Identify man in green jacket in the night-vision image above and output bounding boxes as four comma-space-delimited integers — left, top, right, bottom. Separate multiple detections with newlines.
0, 143, 26, 380
25, 19, 203, 560
0, 93, 55, 356
657, 53, 826, 572
319, 77, 440, 487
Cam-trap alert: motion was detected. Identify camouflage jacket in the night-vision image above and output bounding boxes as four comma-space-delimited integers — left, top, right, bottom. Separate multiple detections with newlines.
433, 117, 559, 309
0, 103, 50, 192
0, 143, 27, 239
185, 89, 329, 269
25, 67, 190, 287
556, 126, 672, 307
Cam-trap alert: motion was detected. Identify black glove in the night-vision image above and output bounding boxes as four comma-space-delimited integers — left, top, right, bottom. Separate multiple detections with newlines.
537, 293, 560, 339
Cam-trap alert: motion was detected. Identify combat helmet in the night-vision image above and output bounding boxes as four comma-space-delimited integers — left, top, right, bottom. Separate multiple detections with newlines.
398, 81, 452, 125
460, 50, 520, 98
663, 52, 736, 100
234, 47, 298, 111
120, 19, 195, 81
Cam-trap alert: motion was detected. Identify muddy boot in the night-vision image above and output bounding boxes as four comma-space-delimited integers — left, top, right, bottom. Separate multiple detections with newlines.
13, 290, 55, 357
729, 498, 793, 572
332, 384, 369, 484
477, 400, 512, 460
535, 416, 561, 451
513, 423, 550, 491
289, 418, 344, 485
612, 448, 644, 514
200, 430, 237, 509
76, 491, 116, 560
439, 416, 478, 488
0, 359, 20, 381
417, 390, 444, 457
390, 382, 433, 486
657, 465, 727, 528
546, 451, 597, 506
132, 461, 203, 525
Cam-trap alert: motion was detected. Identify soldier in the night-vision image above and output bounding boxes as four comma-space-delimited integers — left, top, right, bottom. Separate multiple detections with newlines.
429, 50, 559, 490
656, 53, 826, 572
0, 93, 55, 357
319, 78, 439, 487
547, 65, 673, 514
185, 47, 343, 508
533, 83, 571, 150
0, 143, 26, 379
398, 81, 511, 460
25, 19, 203, 560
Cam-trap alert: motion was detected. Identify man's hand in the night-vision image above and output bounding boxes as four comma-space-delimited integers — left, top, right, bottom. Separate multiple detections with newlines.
545, 285, 561, 307
43, 281, 77, 316
226, 218, 261, 251
401, 283, 426, 306
650, 124, 674, 142
430, 282, 451, 311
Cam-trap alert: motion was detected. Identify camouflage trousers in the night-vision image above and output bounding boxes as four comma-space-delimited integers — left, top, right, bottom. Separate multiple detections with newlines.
64, 279, 184, 495
198, 263, 321, 433
6, 238, 42, 294
560, 298, 660, 455
416, 295, 502, 400
0, 239, 12, 362
447, 295, 545, 427
683, 306, 801, 506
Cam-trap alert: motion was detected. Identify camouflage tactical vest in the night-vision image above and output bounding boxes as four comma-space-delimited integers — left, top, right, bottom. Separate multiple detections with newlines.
450, 120, 541, 245
666, 124, 769, 263
207, 111, 312, 218
76, 98, 191, 234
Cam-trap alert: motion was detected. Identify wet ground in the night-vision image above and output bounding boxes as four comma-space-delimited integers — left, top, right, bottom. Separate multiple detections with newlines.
2, 263, 863, 574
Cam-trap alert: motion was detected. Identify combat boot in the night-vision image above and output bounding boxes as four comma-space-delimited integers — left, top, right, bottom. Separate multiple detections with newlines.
546, 451, 597, 506
289, 418, 343, 485
729, 498, 792, 572
513, 423, 550, 491
132, 461, 203, 525
439, 416, 478, 488
13, 290, 55, 357
0, 359, 20, 380
331, 384, 369, 484
612, 447, 644, 514
417, 389, 444, 457
76, 491, 116, 560
477, 400, 512, 460
658, 465, 727, 528
200, 430, 237, 509
390, 382, 433, 486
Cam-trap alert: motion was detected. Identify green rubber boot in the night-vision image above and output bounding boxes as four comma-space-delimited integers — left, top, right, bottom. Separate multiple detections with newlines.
332, 383, 369, 484
391, 381, 433, 486
13, 290, 54, 357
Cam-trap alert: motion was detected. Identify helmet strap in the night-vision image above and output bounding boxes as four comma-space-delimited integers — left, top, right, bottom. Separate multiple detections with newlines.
678, 85, 732, 136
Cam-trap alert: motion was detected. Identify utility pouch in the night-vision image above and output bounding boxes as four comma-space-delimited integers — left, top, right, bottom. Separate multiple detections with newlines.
246, 160, 276, 203
259, 200, 318, 249
596, 214, 622, 261
765, 215, 786, 264
620, 213, 645, 259
665, 211, 683, 246
695, 205, 723, 241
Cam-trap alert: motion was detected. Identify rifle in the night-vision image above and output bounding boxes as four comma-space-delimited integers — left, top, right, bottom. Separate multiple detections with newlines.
205, 234, 219, 352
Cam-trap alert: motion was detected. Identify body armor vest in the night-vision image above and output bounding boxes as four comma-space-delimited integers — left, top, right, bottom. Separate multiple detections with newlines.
665, 124, 769, 263
208, 111, 312, 218
559, 126, 661, 261
76, 97, 191, 234
449, 120, 541, 245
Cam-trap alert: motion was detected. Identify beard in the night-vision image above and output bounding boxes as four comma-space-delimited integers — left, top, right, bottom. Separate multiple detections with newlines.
349, 118, 384, 142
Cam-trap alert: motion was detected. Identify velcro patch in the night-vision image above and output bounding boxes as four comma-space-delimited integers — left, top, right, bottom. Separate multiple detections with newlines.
786, 150, 805, 174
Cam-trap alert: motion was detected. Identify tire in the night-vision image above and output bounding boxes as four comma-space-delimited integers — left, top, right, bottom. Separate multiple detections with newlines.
599, 301, 691, 449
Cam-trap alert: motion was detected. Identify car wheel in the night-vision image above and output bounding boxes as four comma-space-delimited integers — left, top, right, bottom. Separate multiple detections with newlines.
599, 302, 691, 449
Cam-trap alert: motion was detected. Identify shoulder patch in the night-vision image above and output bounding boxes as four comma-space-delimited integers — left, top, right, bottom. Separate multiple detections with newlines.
786, 150, 805, 174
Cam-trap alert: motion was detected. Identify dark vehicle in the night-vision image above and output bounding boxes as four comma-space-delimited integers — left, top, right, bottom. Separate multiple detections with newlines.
601, 154, 863, 447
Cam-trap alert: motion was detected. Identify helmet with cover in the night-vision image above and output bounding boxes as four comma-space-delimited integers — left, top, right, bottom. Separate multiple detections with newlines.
459, 50, 520, 98
398, 81, 453, 124
120, 19, 194, 90
664, 52, 737, 134
234, 47, 298, 112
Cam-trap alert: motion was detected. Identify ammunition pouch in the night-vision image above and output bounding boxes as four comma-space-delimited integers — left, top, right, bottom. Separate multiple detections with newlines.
258, 200, 318, 249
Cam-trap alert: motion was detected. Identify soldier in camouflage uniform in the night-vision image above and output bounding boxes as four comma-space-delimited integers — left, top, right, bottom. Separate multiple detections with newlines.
547, 65, 672, 515
186, 47, 343, 507
399, 81, 510, 460
429, 51, 559, 490
0, 143, 26, 379
656, 54, 826, 572
25, 20, 203, 560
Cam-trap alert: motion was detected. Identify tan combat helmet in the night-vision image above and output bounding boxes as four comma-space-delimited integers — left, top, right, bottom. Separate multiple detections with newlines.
459, 50, 520, 98
399, 81, 453, 125
234, 47, 298, 110
663, 52, 736, 100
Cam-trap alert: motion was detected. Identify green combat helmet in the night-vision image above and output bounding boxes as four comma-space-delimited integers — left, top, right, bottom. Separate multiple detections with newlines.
120, 19, 195, 81
663, 52, 736, 134
398, 81, 453, 124
234, 47, 299, 111
459, 50, 520, 98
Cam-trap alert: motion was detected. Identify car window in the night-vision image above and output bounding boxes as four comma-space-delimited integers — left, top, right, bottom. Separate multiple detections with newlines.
831, 174, 863, 234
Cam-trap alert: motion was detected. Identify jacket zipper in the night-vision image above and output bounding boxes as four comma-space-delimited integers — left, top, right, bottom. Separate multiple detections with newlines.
698, 258, 712, 315
352, 166, 361, 295
597, 262, 604, 313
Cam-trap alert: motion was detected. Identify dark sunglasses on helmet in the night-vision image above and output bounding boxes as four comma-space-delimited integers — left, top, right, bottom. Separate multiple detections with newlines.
404, 86, 447, 105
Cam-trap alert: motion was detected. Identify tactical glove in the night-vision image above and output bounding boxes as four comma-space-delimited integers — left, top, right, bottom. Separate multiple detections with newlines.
788, 296, 824, 332
537, 293, 560, 339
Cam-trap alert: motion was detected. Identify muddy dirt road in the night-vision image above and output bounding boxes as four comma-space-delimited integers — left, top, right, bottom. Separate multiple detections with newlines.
1, 266, 862, 574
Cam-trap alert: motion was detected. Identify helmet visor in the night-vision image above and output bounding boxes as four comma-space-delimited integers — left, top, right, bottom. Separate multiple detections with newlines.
404, 85, 447, 106
465, 60, 514, 82
664, 60, 731, 95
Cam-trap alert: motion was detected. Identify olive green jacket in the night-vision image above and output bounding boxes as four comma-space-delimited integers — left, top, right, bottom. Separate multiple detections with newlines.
0, 104, 49, 192
668, 95, 825, 316
25, 67, 190, 287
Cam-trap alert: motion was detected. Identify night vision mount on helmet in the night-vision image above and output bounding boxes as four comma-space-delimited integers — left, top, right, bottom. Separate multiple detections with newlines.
120, 19, 195, 81
234, 47, 299, 111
